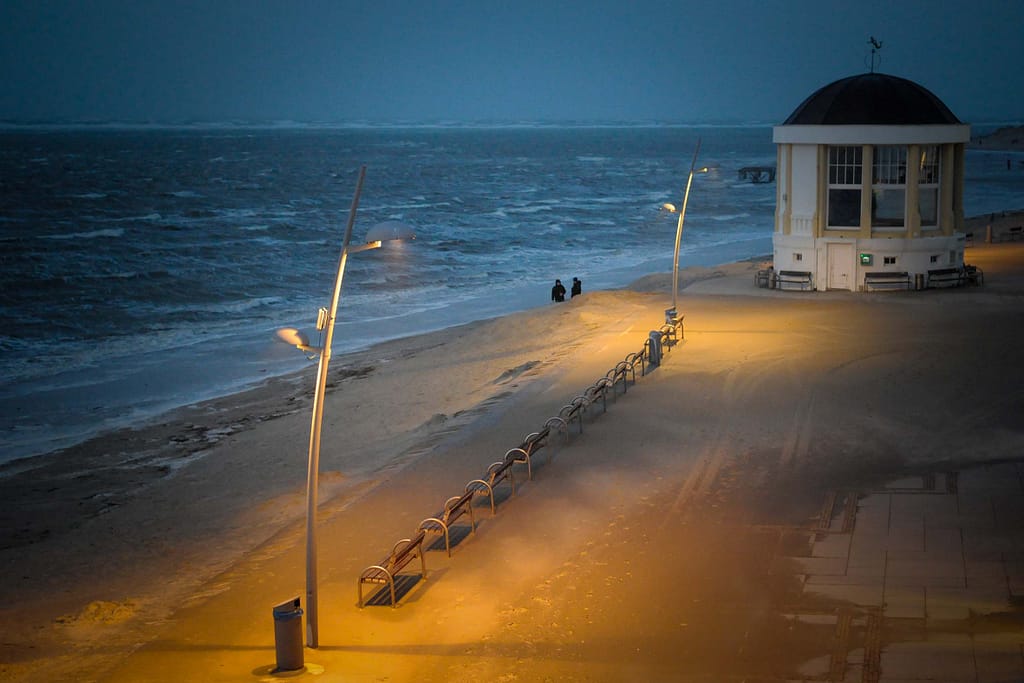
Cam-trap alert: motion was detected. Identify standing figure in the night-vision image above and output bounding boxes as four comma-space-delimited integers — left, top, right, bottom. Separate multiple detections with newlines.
551, 279, 566, 302
571, 277, 582, 298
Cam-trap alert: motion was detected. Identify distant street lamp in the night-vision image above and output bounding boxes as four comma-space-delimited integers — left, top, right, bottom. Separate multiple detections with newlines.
662, 138, 708, 319
277, 166, 415, 649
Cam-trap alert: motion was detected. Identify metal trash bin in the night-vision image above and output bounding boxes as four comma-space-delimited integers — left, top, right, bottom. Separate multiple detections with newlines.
647, 330, 662, 367
664, 307, 678, 325
272, 597, 304, 672
914, 273, 925, 290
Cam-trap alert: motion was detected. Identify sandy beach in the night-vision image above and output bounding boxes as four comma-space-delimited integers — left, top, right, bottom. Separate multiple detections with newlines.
3, 214, 1024, 682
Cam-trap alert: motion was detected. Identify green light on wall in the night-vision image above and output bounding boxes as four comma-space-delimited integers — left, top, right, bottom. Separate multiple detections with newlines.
860, 253, 873, 266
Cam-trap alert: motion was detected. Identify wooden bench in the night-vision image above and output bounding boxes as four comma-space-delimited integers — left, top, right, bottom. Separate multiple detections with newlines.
963, 263, 984, 286
584, 377, 613, 412
659, 323, 678, 350
606, 361, 633, 395
544, 415, 570, 445
670, 313, 684, 342
557, 396, 588, 434
775, 270, 813, 290
926, 267, 963, 288
625, 350, 646, 378
1004, 226, 1023, 241
754, 268, 773, 288
521, 426, 550, 453
418, 491, 476, 556
466, 459, 517, 515
358, 532, 427, 608
508, 426, 552, 479
864, 271, 911, 291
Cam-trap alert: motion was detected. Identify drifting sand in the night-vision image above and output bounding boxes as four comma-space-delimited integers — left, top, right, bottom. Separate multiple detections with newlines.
3, 226, 1024, 682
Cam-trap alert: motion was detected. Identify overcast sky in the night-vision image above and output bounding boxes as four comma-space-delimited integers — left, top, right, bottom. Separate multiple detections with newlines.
2, 0, 1021, 125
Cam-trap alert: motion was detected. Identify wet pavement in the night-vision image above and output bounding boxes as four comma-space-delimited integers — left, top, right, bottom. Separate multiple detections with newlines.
782, 463, 1024, 682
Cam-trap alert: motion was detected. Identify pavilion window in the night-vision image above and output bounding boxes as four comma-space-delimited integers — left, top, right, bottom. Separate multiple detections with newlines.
871, 145, 906, 228
918, 145, 940, 228
827, 146, 862, 228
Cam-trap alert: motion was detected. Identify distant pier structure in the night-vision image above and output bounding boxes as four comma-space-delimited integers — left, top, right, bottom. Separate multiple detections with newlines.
738, 166, 776, 183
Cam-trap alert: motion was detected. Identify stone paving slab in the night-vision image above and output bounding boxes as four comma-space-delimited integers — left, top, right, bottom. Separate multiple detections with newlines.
886, 525, 926, 554
923, 527, 964, 553
803, 580, 885, 607
965, 559, 1008, 582
853, 496, 891, 534
963, 531, 1015, 559
883, 586, 927, 618
973, 636, 1024, 683
925, 586, 974, 620
881, 635, 977, 680
886, 558, 965, 582
811, 532, 851, 559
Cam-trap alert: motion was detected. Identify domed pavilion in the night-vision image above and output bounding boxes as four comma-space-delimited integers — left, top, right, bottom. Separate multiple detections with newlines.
772, 73, 971, 291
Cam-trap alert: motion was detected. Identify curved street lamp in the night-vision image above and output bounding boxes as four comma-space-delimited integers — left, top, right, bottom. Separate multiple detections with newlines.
277, 166, 415, 649
662, 138, 708, 319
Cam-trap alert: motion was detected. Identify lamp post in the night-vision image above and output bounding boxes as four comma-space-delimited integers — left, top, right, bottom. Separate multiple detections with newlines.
662, 138, 708, 319
277, 165, 415, 649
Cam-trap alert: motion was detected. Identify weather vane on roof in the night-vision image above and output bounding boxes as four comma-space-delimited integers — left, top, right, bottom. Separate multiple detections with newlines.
866, 36, 883, 73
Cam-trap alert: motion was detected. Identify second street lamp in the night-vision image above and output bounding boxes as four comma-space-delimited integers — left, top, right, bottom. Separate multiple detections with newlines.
662, 138, 708, 320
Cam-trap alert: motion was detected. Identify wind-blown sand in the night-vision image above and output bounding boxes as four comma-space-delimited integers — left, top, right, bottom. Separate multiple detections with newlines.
2, 223, 1024, 682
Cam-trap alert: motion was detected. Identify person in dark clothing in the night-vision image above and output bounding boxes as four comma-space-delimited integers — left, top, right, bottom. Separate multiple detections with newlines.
551, 279, 566, 302
570, 277, 582, 298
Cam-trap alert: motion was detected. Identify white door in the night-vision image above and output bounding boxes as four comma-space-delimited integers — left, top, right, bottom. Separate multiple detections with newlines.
827, 242, 854, 290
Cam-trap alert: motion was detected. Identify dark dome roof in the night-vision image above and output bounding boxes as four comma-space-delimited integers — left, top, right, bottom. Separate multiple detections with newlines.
783, 73, 961, 125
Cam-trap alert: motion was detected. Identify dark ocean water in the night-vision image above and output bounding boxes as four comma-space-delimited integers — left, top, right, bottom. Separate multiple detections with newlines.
0, 125, 1019, 463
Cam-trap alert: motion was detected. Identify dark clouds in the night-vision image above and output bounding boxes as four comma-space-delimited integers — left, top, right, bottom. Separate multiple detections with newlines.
1, 0, 1021, 124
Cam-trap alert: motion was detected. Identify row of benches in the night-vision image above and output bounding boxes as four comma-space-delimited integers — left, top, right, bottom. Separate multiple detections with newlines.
357, 313, 685, 608
760, 263, 988, 292
863, 265, 985, 291
356, 427, 556, 608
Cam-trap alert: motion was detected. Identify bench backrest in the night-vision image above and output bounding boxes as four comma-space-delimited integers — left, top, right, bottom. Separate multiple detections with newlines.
443, 492, 474, 521
487, 459, 513, 483
559, 401, 582, 420
387, 533, 424, 571
519, 427, 549, 454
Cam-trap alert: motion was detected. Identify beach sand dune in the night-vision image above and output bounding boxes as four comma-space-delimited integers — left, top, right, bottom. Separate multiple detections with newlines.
3, 239, 1024, 682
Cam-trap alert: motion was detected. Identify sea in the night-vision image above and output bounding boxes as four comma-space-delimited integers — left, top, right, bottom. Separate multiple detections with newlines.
1, 124, 1021, 464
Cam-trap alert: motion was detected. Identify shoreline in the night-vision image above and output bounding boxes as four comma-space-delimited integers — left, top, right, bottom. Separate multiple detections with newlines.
3, 214, 1024, 681
9, 202, 1024, 476
8, 207, 1022, 476
0, 235, 775, 467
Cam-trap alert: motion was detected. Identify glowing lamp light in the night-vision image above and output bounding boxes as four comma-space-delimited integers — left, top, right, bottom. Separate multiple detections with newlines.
364, 220, 416, 244
276, 327, 314, 349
